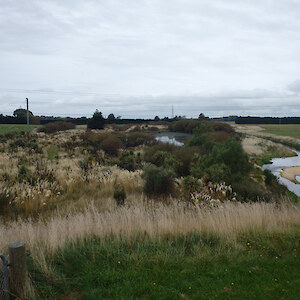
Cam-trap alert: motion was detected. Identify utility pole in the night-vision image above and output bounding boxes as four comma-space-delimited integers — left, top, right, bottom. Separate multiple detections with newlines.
26, 98, 29, 138
171, 105, 174, 119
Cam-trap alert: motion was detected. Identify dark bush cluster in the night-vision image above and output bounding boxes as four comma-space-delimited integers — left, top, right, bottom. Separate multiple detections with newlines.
113, 183, 127, 205
117, 151, 142, 171
8, 137, 41, 153
144, 142, 197, 177
40, 121, 75, 134
123, 132, 155, 147
101, 136, 122, 156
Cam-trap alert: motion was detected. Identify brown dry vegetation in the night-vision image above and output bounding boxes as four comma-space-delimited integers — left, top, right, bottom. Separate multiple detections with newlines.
1, 200, 299, 272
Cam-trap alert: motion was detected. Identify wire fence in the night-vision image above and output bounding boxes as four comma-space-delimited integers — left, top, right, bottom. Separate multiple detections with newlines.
0, 254, 9, 300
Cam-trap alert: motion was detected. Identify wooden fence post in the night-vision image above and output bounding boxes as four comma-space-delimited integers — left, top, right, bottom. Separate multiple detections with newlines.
8, 242, 26, 299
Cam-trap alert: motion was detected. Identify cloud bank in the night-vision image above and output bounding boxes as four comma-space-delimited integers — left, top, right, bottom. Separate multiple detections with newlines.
1, 0, 300, 118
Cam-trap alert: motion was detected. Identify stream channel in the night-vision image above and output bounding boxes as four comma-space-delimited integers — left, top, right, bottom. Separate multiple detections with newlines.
262, 150, 300, 196
154, 132, 300, 197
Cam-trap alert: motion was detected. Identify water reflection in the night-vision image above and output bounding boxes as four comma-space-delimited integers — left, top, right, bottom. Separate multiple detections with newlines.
155, 135, 184, 146
153, 132, 191, 146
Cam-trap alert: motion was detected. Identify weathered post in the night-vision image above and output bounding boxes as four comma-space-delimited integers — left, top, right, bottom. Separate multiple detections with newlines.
8, 242, 26, 299
26, 98, 30, 139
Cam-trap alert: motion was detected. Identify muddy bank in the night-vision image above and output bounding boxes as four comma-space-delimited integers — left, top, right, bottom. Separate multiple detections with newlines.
281, 166, 300, 184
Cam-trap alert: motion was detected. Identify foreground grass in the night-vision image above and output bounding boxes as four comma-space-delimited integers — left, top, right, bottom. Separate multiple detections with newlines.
261, 125, 300, 139
1, 201, 299, 299
30, 231, 300, 299
0, 124, 40, 135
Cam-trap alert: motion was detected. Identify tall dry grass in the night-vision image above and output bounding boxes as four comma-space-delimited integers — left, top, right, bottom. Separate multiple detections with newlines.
1, 200, 299, 258
1, 198, 299, 298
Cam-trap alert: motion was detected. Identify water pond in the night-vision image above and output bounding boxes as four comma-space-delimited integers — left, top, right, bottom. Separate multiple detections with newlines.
262, 150, 300, 196
152, 132, 192, 146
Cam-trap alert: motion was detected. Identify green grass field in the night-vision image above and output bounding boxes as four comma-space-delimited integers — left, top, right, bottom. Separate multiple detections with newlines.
261, 125, 300, 139
0, 124, 40, 135
30, 232, 300, 299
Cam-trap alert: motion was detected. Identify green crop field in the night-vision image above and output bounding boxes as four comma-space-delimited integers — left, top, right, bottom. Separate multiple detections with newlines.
0, 124, 40, 135
261, 125, 300, 139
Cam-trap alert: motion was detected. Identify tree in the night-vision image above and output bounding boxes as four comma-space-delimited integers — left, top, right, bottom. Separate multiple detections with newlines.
13, 108, 33, 118
198, 113, 206, 119
13, 108, 40, 124
107, 113, 115, 121
87, 109, 105, 129
154, 116, 160, 121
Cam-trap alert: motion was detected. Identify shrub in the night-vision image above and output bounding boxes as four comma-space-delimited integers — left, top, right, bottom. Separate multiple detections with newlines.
142, 165, 175, 196
201, 139, 250, 178
203, 163, 231, 183
146, 126, 159, 132
113, 183, 127, 206
117, 151, 137, 171
264, 169, 276, 185
173, 147, 196, 177
131, 125, 141, 132
183, 176, 201, 194
151, 151, 178, 170
17, 165, 30, 182
212, 122, 235, 134
40, 121, 75, 134
231, 178, 267, 202
144, 143, 177, 162
187, 133, 214, 151
9, 138, 26, 148
101, 136, 122, 155
47, 145, 59, 160
125, 132, 155, 147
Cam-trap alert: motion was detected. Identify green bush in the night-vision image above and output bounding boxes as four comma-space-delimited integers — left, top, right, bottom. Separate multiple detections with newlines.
151, 151, 178, 170
173, 147, 196, 177
142, 165, 175, 196
182, 176, 201, 194
203, 163, 231, 183
117, 151, 137, 171
144, 143, 177, 162
231, 178, 268, 202
187, 133, 214, 151
198, 139, 251, 182
264, 169, 276, 185
17, 165, 30, 182
47, 145, 59, 160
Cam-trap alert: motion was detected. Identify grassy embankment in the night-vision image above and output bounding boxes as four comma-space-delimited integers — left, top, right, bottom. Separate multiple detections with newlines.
0, 124, 40, 135
0, 201, 299, 299
261, 125, 300, 139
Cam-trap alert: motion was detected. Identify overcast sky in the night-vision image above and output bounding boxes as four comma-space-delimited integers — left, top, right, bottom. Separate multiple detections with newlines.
1, 0, 300, 118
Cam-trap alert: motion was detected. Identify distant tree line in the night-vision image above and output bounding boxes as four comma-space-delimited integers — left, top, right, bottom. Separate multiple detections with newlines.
235, 117, 300, 124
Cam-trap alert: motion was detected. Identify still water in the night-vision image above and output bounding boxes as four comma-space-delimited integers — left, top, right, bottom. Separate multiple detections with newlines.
262, 150, 300, 196
153, 132, 191, 146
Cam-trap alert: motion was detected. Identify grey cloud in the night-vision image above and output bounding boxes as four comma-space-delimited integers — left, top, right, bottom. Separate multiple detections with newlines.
1, 0, 300, 117
287, 80, 300, 94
